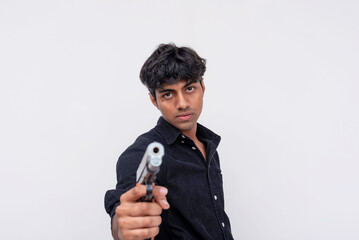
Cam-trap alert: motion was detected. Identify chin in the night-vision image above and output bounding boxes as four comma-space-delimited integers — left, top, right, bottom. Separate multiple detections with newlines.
175, 121, 196, 132
165, 115, 198, 132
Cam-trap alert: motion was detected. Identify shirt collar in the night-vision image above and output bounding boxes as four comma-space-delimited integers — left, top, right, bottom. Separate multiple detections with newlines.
155, 117, 182, 145
154, 117, 221, 146
197, 122, 221, 147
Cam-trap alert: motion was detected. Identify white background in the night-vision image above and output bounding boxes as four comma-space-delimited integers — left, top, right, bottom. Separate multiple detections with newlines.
1, 0, 358, 239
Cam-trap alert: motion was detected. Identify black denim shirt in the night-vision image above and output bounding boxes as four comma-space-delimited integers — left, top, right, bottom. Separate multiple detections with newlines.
105, 117, 234, 240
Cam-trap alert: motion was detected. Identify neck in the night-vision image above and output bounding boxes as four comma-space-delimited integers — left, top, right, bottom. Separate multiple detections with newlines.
181, 124, 198, 141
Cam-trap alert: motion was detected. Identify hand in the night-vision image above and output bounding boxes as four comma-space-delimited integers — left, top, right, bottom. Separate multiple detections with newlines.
112, 185, 170, 240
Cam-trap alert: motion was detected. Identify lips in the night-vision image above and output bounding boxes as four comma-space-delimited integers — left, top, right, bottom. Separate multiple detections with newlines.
176, 113, 193, 121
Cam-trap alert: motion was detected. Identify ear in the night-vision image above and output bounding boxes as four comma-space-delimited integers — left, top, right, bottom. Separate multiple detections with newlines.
149, 92, 159, 109
200, 78, 206, 94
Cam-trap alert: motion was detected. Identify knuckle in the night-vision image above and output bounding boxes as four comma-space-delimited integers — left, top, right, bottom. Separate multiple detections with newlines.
142, 217, 152, 226
121, 231, 130, 239
142, 228, 151, 237
115, 203, 127, 216
139, 202, 151, 212
115, 206, 122, 216
119, 194, 125, 202
117, 217, 127, 228
133, 185, 142, 195
131, 230, 142, 239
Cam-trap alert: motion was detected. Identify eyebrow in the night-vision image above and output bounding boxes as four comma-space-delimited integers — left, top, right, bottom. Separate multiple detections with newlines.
183, 81, 195, 89
158, 88, 174, 93
158, 81, 196, 93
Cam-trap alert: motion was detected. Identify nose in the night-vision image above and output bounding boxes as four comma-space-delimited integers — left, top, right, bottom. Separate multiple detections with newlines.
176, 92, 189, 110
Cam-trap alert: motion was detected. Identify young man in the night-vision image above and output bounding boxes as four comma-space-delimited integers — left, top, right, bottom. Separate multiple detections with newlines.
105, 43, 233, 240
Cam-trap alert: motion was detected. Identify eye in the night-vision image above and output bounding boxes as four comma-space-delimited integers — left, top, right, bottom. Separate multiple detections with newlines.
186, 86, 194, 92
163, 92, 172, 99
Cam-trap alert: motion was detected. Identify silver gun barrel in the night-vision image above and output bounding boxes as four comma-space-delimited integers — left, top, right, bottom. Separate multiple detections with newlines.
136, 142, 164, 184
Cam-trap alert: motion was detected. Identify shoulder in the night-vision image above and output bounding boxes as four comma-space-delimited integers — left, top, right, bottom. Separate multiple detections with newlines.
122, 127, 166, 157
197, 122, 221, 146
116, 127, 167, 176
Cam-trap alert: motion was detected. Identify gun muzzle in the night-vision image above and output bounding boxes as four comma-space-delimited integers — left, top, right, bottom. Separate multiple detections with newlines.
136, 142, 164, 185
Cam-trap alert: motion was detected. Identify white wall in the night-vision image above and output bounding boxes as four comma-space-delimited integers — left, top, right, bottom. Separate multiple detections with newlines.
1, 1, 358, 239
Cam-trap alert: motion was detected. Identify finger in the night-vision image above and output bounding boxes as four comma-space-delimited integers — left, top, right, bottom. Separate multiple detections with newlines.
152, 186, 170, 210
117, 202, 163, 217
152, 186, 168, 197
120, 185, 147, 202
118, 216, 162, 229
121, 227, 160, 240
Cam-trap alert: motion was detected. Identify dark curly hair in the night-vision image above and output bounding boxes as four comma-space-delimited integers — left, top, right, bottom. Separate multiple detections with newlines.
140, 43, 206, 97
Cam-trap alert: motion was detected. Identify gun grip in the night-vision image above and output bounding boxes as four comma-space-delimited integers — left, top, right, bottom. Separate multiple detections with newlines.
145, 183, 153, 201
135, 183, 155, 240
137, 182, 154, 202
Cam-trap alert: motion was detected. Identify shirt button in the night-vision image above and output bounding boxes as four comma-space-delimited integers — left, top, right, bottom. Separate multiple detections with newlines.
192, 146, 196, 150
222, 222, 225, 228
181, 135, 185, 139
214, 195, 217, 200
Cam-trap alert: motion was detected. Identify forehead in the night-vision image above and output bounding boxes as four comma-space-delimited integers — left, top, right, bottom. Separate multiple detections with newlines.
159, 79, 196, 90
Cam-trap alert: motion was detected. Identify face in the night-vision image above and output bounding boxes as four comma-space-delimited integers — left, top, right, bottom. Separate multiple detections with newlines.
150, 79, 205, 137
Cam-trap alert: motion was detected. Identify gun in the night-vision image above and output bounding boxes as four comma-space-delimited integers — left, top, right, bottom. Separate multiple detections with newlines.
136, 142, 164, 202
